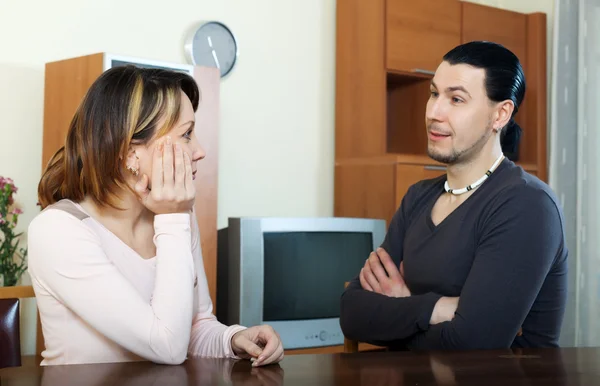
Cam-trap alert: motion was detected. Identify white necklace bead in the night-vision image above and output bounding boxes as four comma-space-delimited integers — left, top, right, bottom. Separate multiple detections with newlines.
444, 154, 505, 195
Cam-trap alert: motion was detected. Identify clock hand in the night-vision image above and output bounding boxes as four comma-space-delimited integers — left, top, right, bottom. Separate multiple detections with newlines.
211, 50, 221, 69
206, 36, 221, 69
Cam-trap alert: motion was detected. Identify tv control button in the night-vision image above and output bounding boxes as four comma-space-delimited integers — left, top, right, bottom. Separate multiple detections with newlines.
319, 331, 327, 341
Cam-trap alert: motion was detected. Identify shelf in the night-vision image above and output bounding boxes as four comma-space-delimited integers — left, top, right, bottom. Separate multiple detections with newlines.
386, 75, 431, 154
387, 69, 434, 83
336, 154, 444, 166
335, 153, 538, 172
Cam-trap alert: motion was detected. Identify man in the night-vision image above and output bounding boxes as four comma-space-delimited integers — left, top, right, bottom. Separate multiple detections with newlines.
339, 41, 568, 350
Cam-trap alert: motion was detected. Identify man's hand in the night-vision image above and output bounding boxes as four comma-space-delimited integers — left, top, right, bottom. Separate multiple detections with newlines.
359, 247, 411, 298
430, 297, 459, 325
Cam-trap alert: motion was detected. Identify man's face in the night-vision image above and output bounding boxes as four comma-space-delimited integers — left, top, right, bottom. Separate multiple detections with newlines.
425, 61, 496, 165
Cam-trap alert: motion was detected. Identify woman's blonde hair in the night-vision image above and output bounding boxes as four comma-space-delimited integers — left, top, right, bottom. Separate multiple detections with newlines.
38, 65, 200, 209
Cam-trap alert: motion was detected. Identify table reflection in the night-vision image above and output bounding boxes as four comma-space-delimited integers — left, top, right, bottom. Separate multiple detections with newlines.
0, 347, 576, 386
331, 348, 569, 386
39, 358, 284, 386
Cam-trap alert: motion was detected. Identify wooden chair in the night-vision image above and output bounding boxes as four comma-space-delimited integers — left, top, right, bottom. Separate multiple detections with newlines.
343, 335, 360, 353
0, 285, 44, 358
342, 281, 360, 353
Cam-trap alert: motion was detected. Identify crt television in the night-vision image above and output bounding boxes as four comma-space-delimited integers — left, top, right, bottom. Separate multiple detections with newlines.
216, 217, 386, 349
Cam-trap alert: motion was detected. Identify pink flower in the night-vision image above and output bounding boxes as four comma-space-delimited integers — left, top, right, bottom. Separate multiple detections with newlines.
0, 176, 16, 192
11, 208, 23, 215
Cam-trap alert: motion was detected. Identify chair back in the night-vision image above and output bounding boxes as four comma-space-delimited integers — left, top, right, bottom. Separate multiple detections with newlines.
0, 298, 22, 368
343, 281, 359, 353
0, 285, 44, 359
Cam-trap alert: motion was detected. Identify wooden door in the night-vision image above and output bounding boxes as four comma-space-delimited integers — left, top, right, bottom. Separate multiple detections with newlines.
386, 0, 461, 73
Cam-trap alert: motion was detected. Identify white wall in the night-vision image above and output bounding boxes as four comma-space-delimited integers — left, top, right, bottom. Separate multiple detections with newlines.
0, 0, 552, 356
0, 0, 337, 232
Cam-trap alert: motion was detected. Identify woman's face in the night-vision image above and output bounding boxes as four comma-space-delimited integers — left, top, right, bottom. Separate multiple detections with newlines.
130, 91, 206, 189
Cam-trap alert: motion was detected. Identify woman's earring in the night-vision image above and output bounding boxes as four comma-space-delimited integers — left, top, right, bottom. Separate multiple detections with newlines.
127, 165, 139, 176
126, 153, 140, 176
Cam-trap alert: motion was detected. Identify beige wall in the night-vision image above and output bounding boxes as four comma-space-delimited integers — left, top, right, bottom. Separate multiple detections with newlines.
0, 0, 553, 356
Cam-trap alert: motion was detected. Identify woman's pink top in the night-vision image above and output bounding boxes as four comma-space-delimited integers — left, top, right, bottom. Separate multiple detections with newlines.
27, 199, 246, 366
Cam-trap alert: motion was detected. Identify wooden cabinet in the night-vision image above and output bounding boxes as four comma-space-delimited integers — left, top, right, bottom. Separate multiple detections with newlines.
460, 2, 547, 179
334, 157, 449, 226
386, 73, 431, 154
42, 54, 222, 310
335, 0, 386, 158
386, 0, 461, 73
335, 160, 397, 224
461, 3, 527, 66
461, 2, 529, 153
335, 0, 548, 228
395, 164, 446, 207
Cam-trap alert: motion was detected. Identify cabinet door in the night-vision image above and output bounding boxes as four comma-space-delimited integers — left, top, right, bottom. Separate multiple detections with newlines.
336, 0, 386, 158
461, 2, 527, 64
335, 163, 398, 225
386, 0, 461, 73
395, 163, 446, 208
461, 2, 527, 127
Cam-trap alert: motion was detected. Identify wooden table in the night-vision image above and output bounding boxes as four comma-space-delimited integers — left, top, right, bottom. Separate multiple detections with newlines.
2, 347, 600, 385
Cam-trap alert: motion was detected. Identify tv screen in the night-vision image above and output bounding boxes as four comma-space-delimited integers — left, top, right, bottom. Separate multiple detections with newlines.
262, 231, 373, 321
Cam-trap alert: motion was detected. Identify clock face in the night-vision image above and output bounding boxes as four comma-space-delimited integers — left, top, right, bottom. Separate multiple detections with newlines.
188, 22, 238, 77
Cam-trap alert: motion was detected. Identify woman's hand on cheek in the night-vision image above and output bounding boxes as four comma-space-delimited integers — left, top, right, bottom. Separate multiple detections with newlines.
135, 136, 196, 214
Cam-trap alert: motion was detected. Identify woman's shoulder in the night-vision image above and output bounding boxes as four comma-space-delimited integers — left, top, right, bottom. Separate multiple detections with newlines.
39, 199, 89, 219
28, 199, 97, 245
27, 200, 105, 277
30, 199, 89, 227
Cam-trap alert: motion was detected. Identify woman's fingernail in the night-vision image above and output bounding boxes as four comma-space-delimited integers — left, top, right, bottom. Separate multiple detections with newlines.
166, 136, 172, 145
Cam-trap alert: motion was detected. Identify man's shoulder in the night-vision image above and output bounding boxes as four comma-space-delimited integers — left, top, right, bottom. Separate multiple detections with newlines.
476, 163, 564, 233
492, 162, 560, 208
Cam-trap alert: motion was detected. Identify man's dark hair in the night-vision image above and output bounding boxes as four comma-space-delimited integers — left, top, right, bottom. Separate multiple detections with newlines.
443, 41, 526, 161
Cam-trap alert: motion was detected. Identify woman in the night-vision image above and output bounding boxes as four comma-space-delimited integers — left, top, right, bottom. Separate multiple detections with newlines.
28, 65, 284, 366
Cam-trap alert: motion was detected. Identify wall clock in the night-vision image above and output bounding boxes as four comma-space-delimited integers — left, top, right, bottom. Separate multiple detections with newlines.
184, 21, 238, 78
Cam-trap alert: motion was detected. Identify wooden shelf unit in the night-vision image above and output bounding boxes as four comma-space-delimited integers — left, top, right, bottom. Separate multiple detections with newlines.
335, 0, 548, 231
